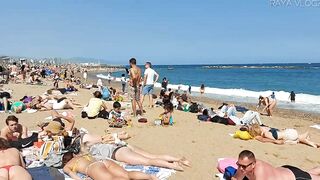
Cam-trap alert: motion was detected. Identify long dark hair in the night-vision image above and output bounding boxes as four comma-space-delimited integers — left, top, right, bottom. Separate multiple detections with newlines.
0, 138, 10, 150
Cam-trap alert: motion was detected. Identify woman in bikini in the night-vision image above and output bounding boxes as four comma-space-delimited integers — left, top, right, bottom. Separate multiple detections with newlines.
77, 131, 191, 171
69, 129, 190, 172
0, 138, 32, 180
63, 143, 157, 180
257, 95, 277, 116
247, 124, 320, 148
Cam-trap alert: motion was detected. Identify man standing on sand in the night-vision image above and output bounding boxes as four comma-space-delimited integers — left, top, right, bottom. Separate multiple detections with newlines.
141, 62, 159, 108
128, 58, 144, 117
232, 150, 320, 180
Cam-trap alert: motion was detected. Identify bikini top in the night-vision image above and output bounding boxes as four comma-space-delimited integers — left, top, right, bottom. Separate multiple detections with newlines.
71, 154, 93, 172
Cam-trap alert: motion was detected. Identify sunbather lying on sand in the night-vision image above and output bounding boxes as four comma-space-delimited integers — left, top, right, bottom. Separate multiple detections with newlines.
36, 97, 82, 111
0, 138, 32, 180
247, 124, 320, 148
71, 130, 191, 171
63, 147, 157, 180
232, 150, 320, 180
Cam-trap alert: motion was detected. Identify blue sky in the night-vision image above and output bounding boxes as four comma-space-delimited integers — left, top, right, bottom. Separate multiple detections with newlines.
0, 0, 319, 65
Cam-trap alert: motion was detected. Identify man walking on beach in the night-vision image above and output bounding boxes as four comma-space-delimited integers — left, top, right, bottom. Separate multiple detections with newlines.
232, 150, 320, 180
128, 58, 144, 117
141, 62, 159, 108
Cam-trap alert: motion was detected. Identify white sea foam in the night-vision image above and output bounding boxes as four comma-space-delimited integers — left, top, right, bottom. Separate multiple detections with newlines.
97, 74, 320, 113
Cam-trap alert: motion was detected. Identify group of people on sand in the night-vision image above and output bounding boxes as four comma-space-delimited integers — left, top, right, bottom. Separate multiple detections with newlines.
0, 59, 318, 180
0, 59, 194, 180
0, 110, 190, 180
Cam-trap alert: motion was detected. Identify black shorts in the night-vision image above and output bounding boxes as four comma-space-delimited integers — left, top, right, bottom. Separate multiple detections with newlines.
282, 165, 312, 180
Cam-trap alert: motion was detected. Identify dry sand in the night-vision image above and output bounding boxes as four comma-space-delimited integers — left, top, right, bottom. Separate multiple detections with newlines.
1, 79, 319, 180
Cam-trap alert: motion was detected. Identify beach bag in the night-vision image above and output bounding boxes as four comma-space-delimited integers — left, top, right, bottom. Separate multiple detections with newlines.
65, 133, 83, 154
223, 166, 237, 180
197, 115, 209, 121
233, 130, 253, 140
39, 136, 64, 159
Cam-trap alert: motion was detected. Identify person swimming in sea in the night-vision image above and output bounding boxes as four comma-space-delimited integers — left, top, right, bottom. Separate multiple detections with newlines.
289, 91, 296, 102
200, 84, 205, 95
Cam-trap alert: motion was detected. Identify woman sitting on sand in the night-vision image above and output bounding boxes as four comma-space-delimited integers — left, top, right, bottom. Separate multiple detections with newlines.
257, 95, 277, 116
82, 91, 109, 119
63, 143, 157, 180
247, 124, 320, 148
158, 102, 174, 126
0, 138, 32, 180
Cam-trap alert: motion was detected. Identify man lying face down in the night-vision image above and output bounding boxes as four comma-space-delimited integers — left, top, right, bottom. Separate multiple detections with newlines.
232, 150, 320, 180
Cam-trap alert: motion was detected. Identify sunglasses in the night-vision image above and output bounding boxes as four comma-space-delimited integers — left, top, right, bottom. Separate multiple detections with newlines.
236, 161, 254, 170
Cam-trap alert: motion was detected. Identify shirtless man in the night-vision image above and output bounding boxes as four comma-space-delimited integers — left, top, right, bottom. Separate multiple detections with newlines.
128, 58, 144, 117
0, 138, 32, 180
1, 115, 27, 141
232, 150, 320, 180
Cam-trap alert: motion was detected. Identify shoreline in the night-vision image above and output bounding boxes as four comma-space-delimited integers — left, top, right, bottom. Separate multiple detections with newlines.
0, 69, 319, 180
89, 72, 320, 123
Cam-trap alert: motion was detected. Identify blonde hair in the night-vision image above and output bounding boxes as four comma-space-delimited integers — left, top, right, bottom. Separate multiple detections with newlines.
79, 142, 90, 155
248, 124, 262, 137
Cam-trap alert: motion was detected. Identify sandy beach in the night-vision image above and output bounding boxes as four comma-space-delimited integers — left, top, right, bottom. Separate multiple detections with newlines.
1, 76, 319, 180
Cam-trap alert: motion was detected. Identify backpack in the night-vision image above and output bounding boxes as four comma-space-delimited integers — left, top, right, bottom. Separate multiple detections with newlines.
65, 133, 84, 154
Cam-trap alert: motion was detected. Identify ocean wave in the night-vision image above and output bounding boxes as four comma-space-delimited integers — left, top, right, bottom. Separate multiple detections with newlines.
201, 65, 312, 69
162, 83, 320, 105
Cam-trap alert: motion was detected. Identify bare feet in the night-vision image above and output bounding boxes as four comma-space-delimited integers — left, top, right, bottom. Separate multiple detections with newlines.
172, 161, 184, 171
179, 157, 191, 167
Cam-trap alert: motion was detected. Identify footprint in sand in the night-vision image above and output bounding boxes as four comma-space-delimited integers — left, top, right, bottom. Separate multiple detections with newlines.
272, 153, 288, 160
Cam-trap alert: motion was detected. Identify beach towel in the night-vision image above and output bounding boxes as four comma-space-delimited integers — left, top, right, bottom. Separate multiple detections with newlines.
217, 158, 237, 173
60, 164, 175, 180
39, 136, 64, 159
28, 166, 64, 180
216, 158, 238, 180
310, 124, 320, 130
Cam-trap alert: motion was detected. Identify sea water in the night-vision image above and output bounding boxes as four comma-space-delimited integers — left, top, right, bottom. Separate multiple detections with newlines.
95, 63, 320, 114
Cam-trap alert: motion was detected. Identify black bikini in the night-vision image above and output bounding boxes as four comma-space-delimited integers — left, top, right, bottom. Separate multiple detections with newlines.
282, 165, 312, 180
269, 128, 279, 140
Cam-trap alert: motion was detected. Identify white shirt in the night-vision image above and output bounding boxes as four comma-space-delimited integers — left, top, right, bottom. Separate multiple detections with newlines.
144, 68, 158, 85
121, 77, 126, 83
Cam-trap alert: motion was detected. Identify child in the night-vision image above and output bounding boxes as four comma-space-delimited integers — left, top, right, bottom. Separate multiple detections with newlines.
108, 101, 127, 128
113, 91, 124, 102
159, 102, 174, 126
